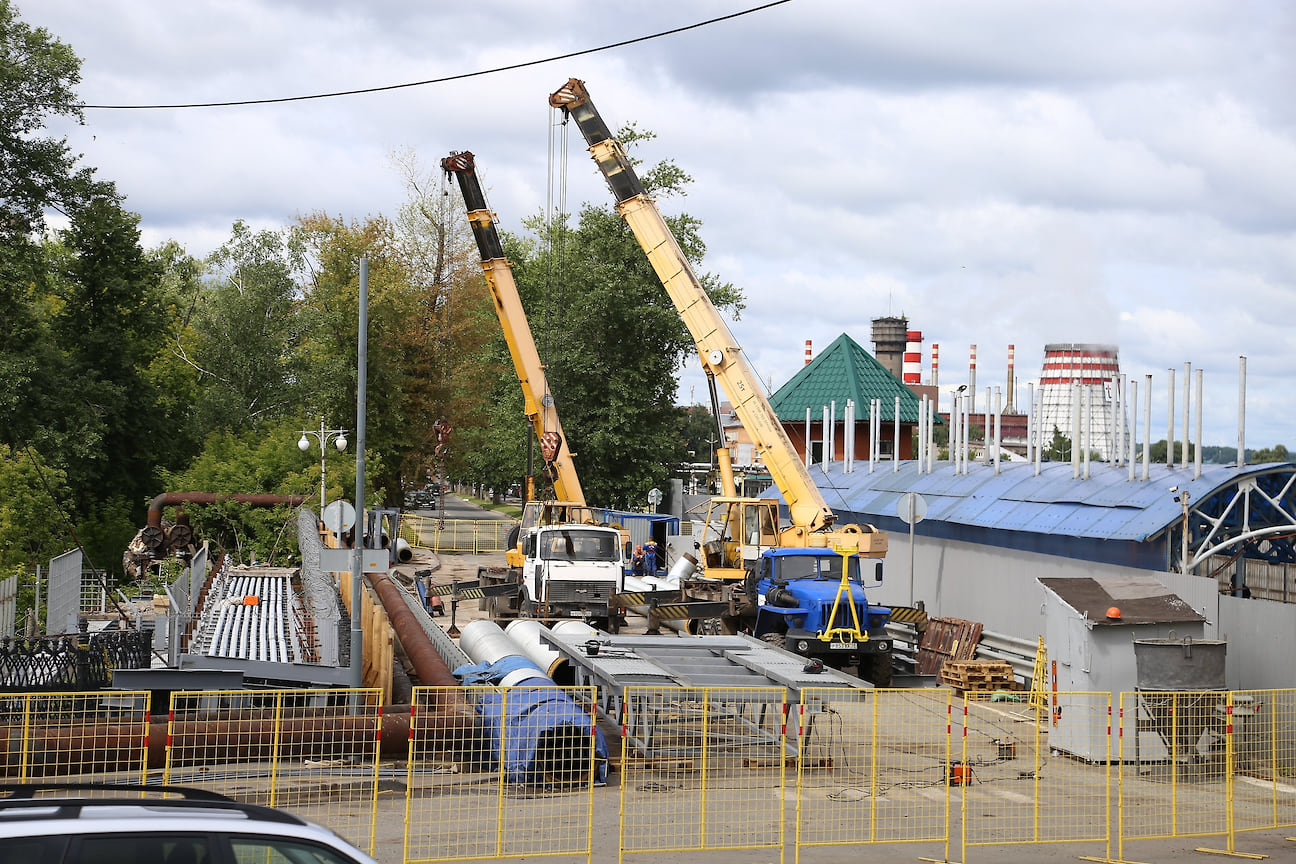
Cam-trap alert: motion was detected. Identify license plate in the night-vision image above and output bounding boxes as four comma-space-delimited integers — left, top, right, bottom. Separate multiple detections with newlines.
829, 642, 858, 650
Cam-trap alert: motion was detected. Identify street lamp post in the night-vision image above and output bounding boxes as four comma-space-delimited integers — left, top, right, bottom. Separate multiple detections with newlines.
298, 418, 348, 512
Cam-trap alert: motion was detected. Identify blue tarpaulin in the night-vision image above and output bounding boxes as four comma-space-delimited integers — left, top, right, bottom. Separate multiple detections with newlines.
453, 660, 609, 785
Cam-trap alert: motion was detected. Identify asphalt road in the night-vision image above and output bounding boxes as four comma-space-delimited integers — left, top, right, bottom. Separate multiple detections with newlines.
405, 492, 516, 522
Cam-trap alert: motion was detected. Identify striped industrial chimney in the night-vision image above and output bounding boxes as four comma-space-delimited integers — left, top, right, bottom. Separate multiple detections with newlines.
804, 339, 812, 365
1006, 344, 1016, 413
931, 343, 940, 388
903, 331, 922, 385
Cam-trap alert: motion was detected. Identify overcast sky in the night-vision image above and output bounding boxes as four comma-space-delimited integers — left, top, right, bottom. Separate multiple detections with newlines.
28, 0, 1296, 451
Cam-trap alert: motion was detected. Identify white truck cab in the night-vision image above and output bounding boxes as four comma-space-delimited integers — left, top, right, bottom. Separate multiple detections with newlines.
520, 524, 624, 628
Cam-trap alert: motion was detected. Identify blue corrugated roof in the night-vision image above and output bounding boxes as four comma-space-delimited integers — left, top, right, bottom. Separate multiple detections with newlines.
771, 459, 1294, 543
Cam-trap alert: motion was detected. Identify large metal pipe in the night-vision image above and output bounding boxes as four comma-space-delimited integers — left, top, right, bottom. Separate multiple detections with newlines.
148, 493, 308, 528
369, 573, 461, 689
1, 708, 469, 774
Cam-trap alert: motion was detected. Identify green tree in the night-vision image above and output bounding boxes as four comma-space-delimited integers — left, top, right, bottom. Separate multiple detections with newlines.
1044, 426, 1071, 462
0, 0, 96, 240
164, 422, 319, 565
190, 221, 308, 431
1250, 444, 1291, 464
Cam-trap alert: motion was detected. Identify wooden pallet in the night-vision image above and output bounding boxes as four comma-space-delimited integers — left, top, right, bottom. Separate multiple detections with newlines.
939, 660, 1014, 691
915, 617, 983, 676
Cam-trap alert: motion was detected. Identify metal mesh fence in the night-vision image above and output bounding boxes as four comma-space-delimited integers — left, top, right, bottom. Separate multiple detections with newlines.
618, 686, 786, 864
794, 688, 950, 862
163, 688, 382, 855
400, 517, 515, 553
404, 685, 599, 864
1117, 689, 1231, 859
0, 691, 149, 783
960, 691, 1111, 861
1231, 689, 1296, 836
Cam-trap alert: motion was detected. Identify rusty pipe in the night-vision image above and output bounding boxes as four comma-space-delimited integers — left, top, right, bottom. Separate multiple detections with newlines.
368, 572, 462, 689
0, 706, 490, 774
147, 493, 309, 528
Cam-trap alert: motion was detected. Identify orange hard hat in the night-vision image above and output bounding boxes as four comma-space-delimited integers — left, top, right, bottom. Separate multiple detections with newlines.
635, 545, 643, 551
1106, 606, 1122, 620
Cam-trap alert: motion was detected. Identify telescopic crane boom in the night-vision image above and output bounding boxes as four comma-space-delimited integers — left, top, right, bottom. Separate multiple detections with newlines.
549, 79, 884, 561
442, 151, 585, 509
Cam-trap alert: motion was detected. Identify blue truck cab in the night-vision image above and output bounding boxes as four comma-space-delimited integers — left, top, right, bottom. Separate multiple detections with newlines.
751, 547, 893, 686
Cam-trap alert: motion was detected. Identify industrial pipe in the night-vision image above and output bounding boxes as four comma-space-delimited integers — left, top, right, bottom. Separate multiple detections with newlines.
147, 493, 309, 528
369, 573, 461, 689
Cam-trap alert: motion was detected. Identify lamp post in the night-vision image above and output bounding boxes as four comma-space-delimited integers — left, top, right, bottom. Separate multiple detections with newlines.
298, 419, 348, 512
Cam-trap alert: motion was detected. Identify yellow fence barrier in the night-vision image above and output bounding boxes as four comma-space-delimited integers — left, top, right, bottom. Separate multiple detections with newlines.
163, 688, 383, 855
0, 691, 150, 784
1117, 689, 1232, 859
961, 690, 1111, 862
1231, 689, 1296, 843
401, 517, 516, 553
404, 685, 599, 864
795, 687, 951, 864
618, 686, 786, 864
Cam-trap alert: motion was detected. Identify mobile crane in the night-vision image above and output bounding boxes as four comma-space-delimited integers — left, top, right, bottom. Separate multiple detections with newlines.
549, 80, 906, 684
439, 151, 625, 629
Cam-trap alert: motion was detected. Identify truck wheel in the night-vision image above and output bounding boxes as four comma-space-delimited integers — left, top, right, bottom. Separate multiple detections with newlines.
760, 632, 787, 650
867, 652, 893, 688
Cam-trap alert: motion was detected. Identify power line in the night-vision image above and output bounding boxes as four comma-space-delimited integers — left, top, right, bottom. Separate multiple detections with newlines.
81, 1, 792, 110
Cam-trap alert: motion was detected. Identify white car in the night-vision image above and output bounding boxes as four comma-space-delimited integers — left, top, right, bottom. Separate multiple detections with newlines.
0, 783, 380, 864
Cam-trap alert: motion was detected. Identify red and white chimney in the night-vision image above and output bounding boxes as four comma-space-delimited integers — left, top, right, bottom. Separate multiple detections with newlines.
903, 331, 922, 385
804, 339, 812, 365
1007, 344, 1016, 413
931, 343, 940, 388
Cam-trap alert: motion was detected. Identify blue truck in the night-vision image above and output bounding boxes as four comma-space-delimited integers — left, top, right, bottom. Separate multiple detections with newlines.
747, 547, 893, 687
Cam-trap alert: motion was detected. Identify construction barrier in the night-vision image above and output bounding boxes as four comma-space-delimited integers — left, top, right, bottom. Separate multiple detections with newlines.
1230, 689, 1296, 846
0, 690, 150, 783
1117, 689, 1233, 860
961, 690, 1111, 862
618, 686, 786, 864
794, 688, 951, 864
401, 516, 516, 553
164, 688, 383, 855
404, 685, 599, 864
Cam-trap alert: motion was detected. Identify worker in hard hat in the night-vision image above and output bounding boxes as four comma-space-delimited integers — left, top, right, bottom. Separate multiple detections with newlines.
631, 545, 646, 579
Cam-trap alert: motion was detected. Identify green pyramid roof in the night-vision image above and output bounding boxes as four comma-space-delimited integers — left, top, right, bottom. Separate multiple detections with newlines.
768, 332, 931, 423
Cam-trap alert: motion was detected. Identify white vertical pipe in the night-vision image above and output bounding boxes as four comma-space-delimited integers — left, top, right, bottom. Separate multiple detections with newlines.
1238, 356, 1247, 468
868, 399, 876, 473
1025, 382, 1034, 465
1181, 362, 1191, 467
830, 399, 837, 466
916, 395, 925, 474
1142, 373, 1152, 481
841, 401, 849, 474
927, 398, 935, 474
984, 386, 991, 459
1078, 386, 1088, 479
963, 393, 971, 474
822, 405, 830, 467
1128, 377, 1138, 482
993, 386, 1002, 475
1194, 369, 1203, 479
1118, 374, 1128, 466
1033, 386, 1042, 476
805, 407, 812, 467
1167, 367, 1176, 469
1071, 381, 1081, 479
893, 396, 901, 472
